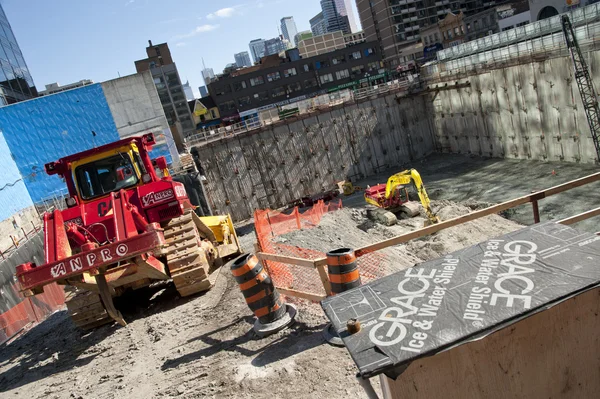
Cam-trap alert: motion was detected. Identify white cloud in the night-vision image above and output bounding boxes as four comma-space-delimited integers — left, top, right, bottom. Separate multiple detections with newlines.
175, 42, 187, 47
171, 24, 220, 40
125, 0, 135, 6
206, 7, 236, 19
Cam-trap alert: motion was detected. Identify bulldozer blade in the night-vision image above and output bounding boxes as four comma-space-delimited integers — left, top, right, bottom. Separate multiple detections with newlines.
94, 273, 127, 327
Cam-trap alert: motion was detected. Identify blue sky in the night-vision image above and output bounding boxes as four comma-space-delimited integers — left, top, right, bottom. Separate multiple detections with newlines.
2, 0, 360, 98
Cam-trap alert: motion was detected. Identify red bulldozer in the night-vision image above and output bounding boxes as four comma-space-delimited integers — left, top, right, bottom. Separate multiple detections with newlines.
15, 133, 240, 329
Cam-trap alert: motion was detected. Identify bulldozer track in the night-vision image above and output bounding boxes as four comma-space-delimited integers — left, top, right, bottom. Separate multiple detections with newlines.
163, 210, 213, 297
65, 290, 112, 330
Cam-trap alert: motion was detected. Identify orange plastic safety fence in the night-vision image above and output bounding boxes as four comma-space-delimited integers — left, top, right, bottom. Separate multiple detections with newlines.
0, 282, 65, 344
255, 199, 389, 299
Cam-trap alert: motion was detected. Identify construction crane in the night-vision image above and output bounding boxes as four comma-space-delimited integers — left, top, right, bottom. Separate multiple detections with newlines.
562, 15, 600, 162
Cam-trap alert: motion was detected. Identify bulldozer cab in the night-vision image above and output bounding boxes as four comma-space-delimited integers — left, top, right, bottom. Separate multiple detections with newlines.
73, 145, 142, 201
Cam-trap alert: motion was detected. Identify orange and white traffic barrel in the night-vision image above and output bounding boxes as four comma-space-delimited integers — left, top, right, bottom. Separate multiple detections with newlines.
231, 253, 296, 337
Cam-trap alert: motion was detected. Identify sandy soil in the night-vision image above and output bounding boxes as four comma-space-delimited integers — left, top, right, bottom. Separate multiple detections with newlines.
1, 153, 597, 399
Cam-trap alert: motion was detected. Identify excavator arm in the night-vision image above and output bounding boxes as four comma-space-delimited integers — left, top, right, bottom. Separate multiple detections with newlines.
385, 169, 439, 224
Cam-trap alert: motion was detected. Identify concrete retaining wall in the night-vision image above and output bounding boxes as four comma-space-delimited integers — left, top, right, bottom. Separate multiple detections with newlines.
194, 93, 436, 221
431, 50, 600, 164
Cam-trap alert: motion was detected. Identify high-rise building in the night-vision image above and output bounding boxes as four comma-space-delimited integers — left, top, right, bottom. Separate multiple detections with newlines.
357, 0, 497, 68
234, 51, 252, 68
280, 17, 298, 44
249, 39, 266, 63
294, 30, 313, 46
310, 12, 327, 36
202, 67, 215, 85
134, 40, 196, 142
320, 0, 358, 34
198, 85, 208, 98
182, 81, 194, 101
0, 4, 37, 105
264, 37, 287, 56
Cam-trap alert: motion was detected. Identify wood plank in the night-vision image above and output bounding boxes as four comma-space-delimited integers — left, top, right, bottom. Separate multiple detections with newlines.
385, 287, 600, 399
276, 287, 326, 302
557, 207, 600, 226
316, 264, 332, 297
256, 252, 317, 268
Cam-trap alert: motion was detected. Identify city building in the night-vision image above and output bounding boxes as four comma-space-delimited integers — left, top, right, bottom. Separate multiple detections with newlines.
0, 70, 177, 202
223, 63, 238, 75
298, 30, 365, 58
234, 51, 252, 68
528, 0, 592, 21
420, 24, 443, 61
356, 0, 514, 68
310, 12, 327, 36
202, 67, 215, 85
206, 41, 384, 121
295, 30, 313, 46
249, 39, 266, 63
264, 37, 287, 56
497, 1, 531, 31
182, 80, 194, 101
321, 0, 352, 34
188, 97, 221, 131
0, 4, 37, 105
134, 40, 196, 144
280, 17, 298, 44
463, 7, 499, 41
198, 85, 208, 97
440, 12, 466, 48
38, 80, 94, 96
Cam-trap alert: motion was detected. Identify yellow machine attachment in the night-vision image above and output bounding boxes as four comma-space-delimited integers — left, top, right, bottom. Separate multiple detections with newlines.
192, 213, 242, 259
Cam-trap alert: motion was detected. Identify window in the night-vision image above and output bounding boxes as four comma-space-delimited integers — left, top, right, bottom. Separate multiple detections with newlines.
351, 65, 365, 77
238, 96, 251, 107
153, 77, 166, 90
364, 48, 375, 56
271, 86, 286, 97
367, 62, 379, 71
253, 91, 268, 101
349, 51, 362, 60
332, 55, 345, 65
250, 76, 264, 86
219, 100, 236, 112
215, 84, 232, 96
335, 69, 350, 80
460, 25, 464, 34
233, 81, 247, 91
283, 67, 297, 78
424, 36, 429, 45
319, 73, 334, 84
267, 71, 281, 82
483, 16, 488, 27
315, 59, 330, 69
443, 31, 447, 40
304, 78, 318, 89
287, 82, 302, 93
474, 21, 479, 30
75, 155, 139, 200
210, 109, 217, 119
466, 23, 471, 32
303, 63, 314, 72
454, 27, 459, 36
447, 29, 453, 39
502, 26, 513, 31
434, 32, 440, 42
516, 21, 529, 27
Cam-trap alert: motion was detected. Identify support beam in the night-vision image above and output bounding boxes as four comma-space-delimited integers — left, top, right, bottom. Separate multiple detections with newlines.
256, 252, 317, 268
276, 287, 326, 302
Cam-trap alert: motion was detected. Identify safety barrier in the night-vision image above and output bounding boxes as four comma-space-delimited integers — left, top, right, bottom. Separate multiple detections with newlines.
254, 199, 390, 301
0, 232, 65, 344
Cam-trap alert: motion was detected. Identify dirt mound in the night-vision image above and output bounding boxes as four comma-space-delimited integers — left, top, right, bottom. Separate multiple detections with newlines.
276, 200, 523, 273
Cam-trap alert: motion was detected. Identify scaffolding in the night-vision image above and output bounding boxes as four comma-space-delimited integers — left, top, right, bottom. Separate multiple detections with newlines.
424, 3, 600, 81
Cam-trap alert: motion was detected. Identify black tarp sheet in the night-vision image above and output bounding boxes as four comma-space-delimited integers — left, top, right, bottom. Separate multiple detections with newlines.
321, 222, 600, 379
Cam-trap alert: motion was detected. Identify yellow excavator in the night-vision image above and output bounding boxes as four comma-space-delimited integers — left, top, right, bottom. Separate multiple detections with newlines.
364, 169, 440, 225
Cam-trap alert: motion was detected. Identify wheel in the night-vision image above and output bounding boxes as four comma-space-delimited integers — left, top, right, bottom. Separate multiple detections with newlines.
65, 289, 112, 330
163, 210, 215, 297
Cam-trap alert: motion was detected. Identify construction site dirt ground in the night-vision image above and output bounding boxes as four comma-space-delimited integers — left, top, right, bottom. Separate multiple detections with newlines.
1, 154, 599, 399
